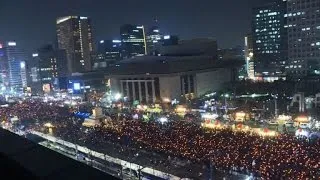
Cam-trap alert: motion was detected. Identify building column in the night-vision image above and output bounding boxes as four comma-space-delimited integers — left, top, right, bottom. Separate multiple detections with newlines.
138, 81, 142, 102
187, 75, 191, 94
181, 77, 185, 95
152, 80, 156, 103
194, 75, 198, 97
132, 81, 136, 101
120, 81, 124, 95
126, 81, 129, 100
145, 81, 149, 103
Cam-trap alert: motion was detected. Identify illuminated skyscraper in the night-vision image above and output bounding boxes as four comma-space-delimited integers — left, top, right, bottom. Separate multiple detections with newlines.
29, 44, 67, 93
120, 24, 147, 58
0, 42, 27, 92
252, 0, 287, 81
0, 43, 6, 90
56, 16, 94, 74
146, 25, 163, 55
286, 0, 320, 77
244, 34, 255, 79
94, 40, 121, 69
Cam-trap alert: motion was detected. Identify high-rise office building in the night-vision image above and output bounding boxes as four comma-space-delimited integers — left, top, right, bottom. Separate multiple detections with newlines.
252, 0, 287, 81
56, 16, 94, 74
286, 0, 320, 77
120, 24, 147, 58
244, 34, 255, 79
29, 44, 67, 93
158, 38, 217, 58
0, 43, 7, 90
217, 46, 246, 79
162, 35, 179, 46
0, 41, 27, 92
94, 40, 121, 69
146, 25, 163, 55
218, 46, 244, 60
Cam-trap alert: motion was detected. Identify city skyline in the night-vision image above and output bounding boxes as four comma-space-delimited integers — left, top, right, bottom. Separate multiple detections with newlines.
0, 0, 267, 53
0, 1, 320, 179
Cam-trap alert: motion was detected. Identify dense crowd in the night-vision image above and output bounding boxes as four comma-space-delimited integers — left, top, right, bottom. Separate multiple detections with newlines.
0, 101, 70, 123
1, 101, 319, 179
81, 120, 319, 179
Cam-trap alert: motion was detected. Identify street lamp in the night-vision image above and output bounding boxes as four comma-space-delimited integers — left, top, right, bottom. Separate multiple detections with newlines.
224, 94, 230, 114
114, 93, 122, 101
271, 94, 278, 117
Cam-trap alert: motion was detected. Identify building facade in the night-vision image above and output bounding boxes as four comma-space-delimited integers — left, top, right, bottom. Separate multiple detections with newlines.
146, 25, 163, 55
120, 24, 147, 58
107, 56, 240, 104
162, 35, 179, 46
252, 0, 287, 81
158, 38, 218, 57
0, 43, 7, 90
56, 16, 94, 74
218, 47, 244, 60
110, 68, 235, 104
94, 40, 121, 69
0, 42, 27, 92
29, 44, 67, 93
286, 0, 320, 77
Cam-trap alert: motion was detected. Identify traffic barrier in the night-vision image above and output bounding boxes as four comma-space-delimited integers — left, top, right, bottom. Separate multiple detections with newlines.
31, 131, 183, 180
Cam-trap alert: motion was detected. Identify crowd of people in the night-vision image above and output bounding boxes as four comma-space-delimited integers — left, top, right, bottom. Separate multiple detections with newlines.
82, 120, 319, 179
0, 101, 319, 179
0, 100, 70, 123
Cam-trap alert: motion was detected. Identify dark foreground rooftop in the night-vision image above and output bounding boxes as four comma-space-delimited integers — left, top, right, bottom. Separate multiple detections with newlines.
0, 128, 119, 180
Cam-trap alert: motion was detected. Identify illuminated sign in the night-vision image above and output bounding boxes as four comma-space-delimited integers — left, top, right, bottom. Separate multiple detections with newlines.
73, 83, 81, 90
112, 40, 121, 43
164, 35, 170, 40
80, 16, 88, 19
136, 26, 144, 29
24, 87, 31, 93
32, 53, 39, 57
8, 42, 16, 46
201, 113, 218, 120
43, 84, 51, 93
20, 61, 25, 69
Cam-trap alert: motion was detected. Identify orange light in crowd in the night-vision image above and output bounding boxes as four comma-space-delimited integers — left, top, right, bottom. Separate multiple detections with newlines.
236, 112, 246, 117
295, 116, 309, 123
277, 115, 291, 121
176, 106, 187, 113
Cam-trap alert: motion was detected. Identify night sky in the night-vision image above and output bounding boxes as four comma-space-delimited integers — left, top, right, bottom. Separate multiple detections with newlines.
0, 0, 267, 53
